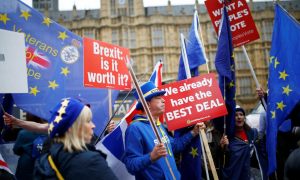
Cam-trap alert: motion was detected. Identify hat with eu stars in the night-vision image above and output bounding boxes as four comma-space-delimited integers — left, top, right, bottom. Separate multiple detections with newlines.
48, 98, 85, 138
134, 81, 166, 111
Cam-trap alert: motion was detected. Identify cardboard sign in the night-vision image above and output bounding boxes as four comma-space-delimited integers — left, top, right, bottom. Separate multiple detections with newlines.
159, 73, 227, 131
205, 0, 260, 48
0, 29, 28, 93
83, 37, 131, 90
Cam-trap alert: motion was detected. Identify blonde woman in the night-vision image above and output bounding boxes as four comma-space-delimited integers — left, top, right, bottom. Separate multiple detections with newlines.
33, 98, 117, 180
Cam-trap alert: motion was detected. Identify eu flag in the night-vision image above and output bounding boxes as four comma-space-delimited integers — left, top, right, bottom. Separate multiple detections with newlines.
0, 0, 119, 135
0, 94, 14, 142
266, 4, 300, 175
212, 4, 236, 136
175, 8, 206, 180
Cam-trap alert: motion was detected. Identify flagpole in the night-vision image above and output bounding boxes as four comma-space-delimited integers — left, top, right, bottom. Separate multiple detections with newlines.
241, 45, 267, 111
223, 77, 226, 136
94, 64, 156, 145
181, 33, 218, 180
195, 6, 210, 74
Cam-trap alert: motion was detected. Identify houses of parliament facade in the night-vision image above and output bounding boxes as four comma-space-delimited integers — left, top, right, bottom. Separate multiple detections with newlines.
33, 0, 300, 114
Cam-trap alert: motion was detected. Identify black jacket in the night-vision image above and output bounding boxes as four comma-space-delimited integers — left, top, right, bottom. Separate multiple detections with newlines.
34, 143, 117, 180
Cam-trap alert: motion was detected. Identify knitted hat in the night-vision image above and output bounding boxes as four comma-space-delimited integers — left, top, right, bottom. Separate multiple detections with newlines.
48, 98, 85, 138
236, 107, 246, 116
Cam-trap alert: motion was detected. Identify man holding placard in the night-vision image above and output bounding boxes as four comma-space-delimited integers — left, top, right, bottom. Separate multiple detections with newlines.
124, 81, 205, 180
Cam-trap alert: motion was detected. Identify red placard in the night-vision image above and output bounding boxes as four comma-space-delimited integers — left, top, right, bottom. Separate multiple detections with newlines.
205, 0, 260, 48
159, 73, 228, 131
83, 37, 131, 90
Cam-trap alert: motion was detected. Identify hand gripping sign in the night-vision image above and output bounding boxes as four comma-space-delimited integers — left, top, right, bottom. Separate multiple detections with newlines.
205, 0, 260, 48
159, 73, 228, 131
83, 37, 131, 91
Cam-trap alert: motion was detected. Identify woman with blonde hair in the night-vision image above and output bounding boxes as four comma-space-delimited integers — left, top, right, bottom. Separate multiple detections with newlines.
34, 98, 117, 180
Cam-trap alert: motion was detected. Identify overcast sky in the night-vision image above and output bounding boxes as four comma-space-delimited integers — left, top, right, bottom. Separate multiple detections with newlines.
21, 0, 272, 10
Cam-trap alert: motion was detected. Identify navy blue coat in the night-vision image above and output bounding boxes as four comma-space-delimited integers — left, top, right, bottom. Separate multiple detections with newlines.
13, 130, 46, 180
33, 143, 117, 180
223, 128, 268, 180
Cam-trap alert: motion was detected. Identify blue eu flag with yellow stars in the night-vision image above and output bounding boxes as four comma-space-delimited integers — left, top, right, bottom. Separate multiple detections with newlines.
266, 4, 300, 175
211, 4, 236, 136
0, 0, 119, 135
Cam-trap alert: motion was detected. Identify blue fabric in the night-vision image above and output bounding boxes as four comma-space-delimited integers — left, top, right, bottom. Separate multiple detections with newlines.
211, 5, 236, 136
48, 98, 84, 138
32, 135, 47, 161
177, 9, 206, 81
175, 126, 202, 180
34, 143, 118, 180
0, 0, 119, 136
13, 130, 47, 180
0, 94, 14, 142
278, 119, 291, 132
124, 115, 194, 180
223, 129, 267, 180
266, 4, 300, 176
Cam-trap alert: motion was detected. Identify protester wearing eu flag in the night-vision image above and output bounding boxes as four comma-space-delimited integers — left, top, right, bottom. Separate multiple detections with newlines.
0, 0, 118, 136
266, 4, 300, 176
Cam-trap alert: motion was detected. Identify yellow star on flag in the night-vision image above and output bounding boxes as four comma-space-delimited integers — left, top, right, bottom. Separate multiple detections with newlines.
61, 99, 70, 107
57, 107, 66, 116
61, 66, 70, 76
271, 111, 276, 119
231, 52, 234, 58
42, 17, 52, 27
54, 116, 63, 123
279, 70, 289, 80
29, 86, 40, 96
270, 56, 274, 64
274, 58, 280, 69
0, 13, 10, 25
227, 80, 235, 89
276, 101, 286, 111
20, 10, 32, 20
48, 80, 59, 90
282, 85, 292, 96
234, 94, 236, 100
189, 147, 199, 158
58, 31, 69, 41
48, 122, 54, 134
231, 65, 234, 72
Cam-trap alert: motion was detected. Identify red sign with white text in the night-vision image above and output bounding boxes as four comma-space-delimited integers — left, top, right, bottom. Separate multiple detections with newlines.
83, 37, 131, 90
205, 0, 260, 48
159, 73, 228, 131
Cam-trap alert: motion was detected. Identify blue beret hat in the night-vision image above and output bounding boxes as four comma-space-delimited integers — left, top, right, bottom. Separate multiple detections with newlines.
48, 98, 85, 138
134, 81, 166, 111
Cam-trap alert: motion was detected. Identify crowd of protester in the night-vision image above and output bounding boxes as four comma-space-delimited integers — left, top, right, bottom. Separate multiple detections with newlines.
1, 84, 300, 180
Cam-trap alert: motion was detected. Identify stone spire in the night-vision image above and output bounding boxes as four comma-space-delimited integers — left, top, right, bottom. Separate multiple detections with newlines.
167, 0, 172, 15
73, 4, 77, 20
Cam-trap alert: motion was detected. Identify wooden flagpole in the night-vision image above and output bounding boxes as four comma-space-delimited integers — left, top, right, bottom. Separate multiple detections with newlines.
126, 59, 176, 180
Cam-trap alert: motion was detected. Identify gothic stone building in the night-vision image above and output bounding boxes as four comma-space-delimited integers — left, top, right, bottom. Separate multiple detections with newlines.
34, 0, 300, 114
